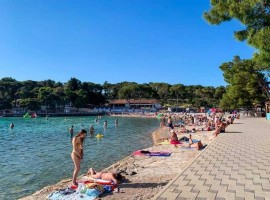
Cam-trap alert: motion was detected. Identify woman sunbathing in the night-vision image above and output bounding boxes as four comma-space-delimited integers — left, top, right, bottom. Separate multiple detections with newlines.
189, 134, 204, 150
170, 130, 181, 145
87, 168, 123, 184
170, 129, 178, 141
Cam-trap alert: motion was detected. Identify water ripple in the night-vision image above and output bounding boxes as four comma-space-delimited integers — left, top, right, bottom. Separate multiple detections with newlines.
0, 116, 159, 199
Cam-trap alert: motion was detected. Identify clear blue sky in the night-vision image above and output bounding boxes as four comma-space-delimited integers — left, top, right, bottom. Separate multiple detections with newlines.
0, 0, 255, 87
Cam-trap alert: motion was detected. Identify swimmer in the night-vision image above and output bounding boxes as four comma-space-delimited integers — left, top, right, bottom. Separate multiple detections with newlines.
10, 122, 14, 129
89, 125, 94, 136
69, 125, 74, 138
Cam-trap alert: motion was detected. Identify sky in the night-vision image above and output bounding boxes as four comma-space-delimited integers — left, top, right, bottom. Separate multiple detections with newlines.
0, 0, 255, 87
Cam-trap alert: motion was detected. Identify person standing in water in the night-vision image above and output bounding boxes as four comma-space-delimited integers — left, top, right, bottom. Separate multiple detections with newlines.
115, 118, 118, 127
69, 125, 74, 138
10, 122, 14, 129
71, 129, 87, 186
104, 120, 107, 128
89, 124, 94, 136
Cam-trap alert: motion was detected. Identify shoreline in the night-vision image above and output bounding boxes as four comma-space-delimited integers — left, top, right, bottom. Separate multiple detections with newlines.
1, 111, 107, 117
20, 119, 216, 200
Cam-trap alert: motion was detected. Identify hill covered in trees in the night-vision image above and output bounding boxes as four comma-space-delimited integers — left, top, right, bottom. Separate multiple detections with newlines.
0, 77, 228, 112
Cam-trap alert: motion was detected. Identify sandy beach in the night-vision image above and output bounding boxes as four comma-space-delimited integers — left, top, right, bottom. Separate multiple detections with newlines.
20, 114, 217, 200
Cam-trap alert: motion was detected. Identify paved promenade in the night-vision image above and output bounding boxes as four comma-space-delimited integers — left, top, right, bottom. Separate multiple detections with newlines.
153, 117, 270, 200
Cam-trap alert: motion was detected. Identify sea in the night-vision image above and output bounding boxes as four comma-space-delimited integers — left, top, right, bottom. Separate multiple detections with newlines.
0, 116, 160, 199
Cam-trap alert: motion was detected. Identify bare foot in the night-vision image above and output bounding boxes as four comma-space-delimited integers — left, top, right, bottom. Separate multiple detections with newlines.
73, 182, 78, 186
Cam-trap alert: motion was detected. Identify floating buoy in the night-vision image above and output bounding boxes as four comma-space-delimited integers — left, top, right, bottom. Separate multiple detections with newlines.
96, 133, 103, 139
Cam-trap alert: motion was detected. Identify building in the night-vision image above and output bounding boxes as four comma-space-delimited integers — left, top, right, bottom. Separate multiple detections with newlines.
109, 99, 161, 110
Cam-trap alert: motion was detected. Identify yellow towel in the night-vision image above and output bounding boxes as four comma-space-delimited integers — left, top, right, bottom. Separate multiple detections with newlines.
158, 140, 170, 145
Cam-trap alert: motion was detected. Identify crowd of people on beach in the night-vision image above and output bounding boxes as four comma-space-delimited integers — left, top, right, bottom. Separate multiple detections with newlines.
46, 111, 239, 199
157, 111, 237, 150
4, 108, 245, 200
68, 111, 237, 186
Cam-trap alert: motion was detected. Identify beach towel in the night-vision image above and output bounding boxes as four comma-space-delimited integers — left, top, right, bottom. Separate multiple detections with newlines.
157, 140, 170, 145
83, 179, 117, 192
48, 191, 95, 200
48, 182, 104, 200
84, 179, 114, 186
132, 150, 171, 156
85, 189, 103, 198
170, 140, 182, 145
59, 188, 76, 195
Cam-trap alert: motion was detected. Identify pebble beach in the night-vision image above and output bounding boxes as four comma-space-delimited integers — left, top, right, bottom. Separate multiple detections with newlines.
20, 114, 217, 200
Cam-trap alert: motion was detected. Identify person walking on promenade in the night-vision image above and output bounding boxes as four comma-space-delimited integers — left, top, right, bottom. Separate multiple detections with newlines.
71, 129, 87, 186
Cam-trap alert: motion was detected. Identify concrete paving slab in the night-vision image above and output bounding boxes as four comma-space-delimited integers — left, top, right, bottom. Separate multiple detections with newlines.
152, 117, 270, 200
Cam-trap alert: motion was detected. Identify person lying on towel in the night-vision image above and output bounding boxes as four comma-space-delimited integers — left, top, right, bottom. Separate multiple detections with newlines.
188, 134, 204, 150
86, 168, 123, 184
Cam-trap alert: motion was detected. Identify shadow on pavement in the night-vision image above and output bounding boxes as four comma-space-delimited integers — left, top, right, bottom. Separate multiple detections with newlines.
119, 182, 168, 189
225, 131, 243, 133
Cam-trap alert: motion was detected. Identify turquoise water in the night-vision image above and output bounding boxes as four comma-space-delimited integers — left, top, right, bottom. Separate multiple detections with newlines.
0, 116, 159, 199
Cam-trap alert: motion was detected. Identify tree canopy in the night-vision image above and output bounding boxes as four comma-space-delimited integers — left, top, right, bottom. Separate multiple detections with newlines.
219, 56, 267, 109
204, 0, 270, 66
0, 77, 225, 111
204, 0, 270, 107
